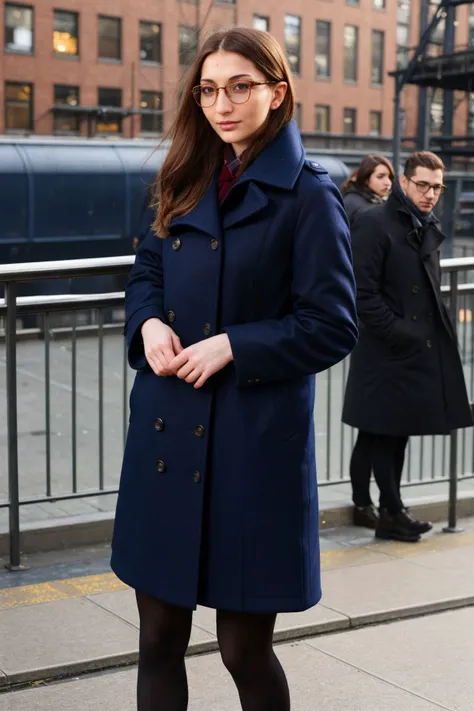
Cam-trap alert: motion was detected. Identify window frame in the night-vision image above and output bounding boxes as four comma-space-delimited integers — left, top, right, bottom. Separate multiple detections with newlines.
4, 3, 34, 55
97, 86, 123, 135
139, 20, 162, 65
315, 104, 331, 133
252, 14, 270, 32
5, 81, 34, 133
53, 8, 79, 57
344, 25, 358, 83
373, 0, 386, 10
98, 14, 122, 61
53, 84, 80, 135
284, 14, 302, 76
369, 110, 382, 136
343, 107, 357, 135
140, 90, 164, 135
178, 25, 198, 67
371, 29, 385, 86
315, 20, 331, 80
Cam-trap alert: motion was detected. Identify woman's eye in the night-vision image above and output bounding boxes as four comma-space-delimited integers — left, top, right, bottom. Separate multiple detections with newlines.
201, 86, 215, 95
232, 82, 251, 93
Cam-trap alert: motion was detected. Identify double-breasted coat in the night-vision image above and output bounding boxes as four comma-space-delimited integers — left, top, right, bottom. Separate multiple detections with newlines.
342, 190, 472, 436
111, 121, 358, 613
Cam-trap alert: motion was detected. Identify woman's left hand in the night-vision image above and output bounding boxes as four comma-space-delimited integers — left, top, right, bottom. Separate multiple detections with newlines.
169, 334, 234, 389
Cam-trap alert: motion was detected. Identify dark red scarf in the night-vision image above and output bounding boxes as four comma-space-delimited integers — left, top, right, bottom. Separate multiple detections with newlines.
217, 146, 241, 204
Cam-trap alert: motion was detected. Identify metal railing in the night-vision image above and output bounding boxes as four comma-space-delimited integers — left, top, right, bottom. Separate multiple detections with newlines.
1, 256, 474, 569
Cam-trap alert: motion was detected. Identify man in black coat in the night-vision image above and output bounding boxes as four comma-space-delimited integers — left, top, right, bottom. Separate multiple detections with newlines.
342, 151, 472, 542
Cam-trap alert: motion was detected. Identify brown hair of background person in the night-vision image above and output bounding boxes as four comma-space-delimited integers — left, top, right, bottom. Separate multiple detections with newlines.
152, 27, 295, 237
341, 154, 394, 195
404, 151, 445, 180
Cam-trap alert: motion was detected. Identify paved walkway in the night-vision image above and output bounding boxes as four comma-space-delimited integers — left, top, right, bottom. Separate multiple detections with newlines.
0, 518, 474, 709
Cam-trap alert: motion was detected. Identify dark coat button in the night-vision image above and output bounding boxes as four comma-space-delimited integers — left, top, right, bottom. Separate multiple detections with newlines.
195, 425, 205, 438
203, 322, 211, 336
172, 238, 181, 251
210, 238, 219, 251
426, 339, 432, 348
412, 315, 417, 321
412, 285, 419, 294
167, 310, 176, 323
156, 460, 166, 473
193, 471, 201, 483
154, 418, 164, 431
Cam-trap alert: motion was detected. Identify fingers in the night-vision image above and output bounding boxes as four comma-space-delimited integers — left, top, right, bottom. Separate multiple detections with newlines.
194, 371, 209, 389
176, 360, 195, 381
146, 349, 172, 376
171, 332, 184, 354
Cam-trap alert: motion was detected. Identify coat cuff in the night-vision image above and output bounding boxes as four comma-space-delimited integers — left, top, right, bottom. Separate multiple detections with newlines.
223, 324, 265, 388
126, 305, 164, 370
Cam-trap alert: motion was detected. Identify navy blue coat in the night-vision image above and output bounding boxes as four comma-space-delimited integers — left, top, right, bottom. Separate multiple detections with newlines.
111, 121, 357, 613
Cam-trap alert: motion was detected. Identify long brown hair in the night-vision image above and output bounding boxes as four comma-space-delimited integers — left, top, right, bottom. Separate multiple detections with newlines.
341, 154, 394, 195
152, 27, 295, 237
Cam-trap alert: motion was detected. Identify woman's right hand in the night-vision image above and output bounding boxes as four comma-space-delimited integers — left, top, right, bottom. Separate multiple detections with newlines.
141, 318, 183, 376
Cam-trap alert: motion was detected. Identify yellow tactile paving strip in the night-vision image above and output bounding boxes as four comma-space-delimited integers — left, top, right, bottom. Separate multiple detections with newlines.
1, 531, 473, 611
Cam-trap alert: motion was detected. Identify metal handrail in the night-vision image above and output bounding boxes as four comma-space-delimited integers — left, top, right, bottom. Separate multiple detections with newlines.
0, 292, 125, 316
0, 255, 133, 283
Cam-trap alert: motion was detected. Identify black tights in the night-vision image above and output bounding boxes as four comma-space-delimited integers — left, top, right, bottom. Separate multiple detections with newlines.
136, 591, 290, 711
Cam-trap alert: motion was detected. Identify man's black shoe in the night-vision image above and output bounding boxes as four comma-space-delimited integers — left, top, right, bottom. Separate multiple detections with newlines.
375, 509, 421, 542
399, 508, 433, 534
353, 505, 380, 530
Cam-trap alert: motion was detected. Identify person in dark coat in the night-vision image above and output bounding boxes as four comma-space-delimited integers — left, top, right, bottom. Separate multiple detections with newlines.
342, 151, 472, 543
342, 155, 394, 529
111, 27, 358, 710
342, 154, 394, 228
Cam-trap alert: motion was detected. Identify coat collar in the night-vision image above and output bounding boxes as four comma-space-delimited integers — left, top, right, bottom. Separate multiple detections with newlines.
169, 120, 305, 236
386, 193, 445, 258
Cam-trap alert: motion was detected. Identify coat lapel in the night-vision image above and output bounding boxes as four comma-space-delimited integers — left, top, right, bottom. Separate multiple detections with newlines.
222, 182, 269, 229
168, 173, 220, 238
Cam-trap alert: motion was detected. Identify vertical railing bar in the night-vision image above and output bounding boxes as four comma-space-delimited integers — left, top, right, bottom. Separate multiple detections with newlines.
326, 367, 331, 481
5, 282, 22, 570
431, 435, 436, 480
71, 312, 77, 493
419, 436, 424, 482
444, 270, 461, 531
340, 358, 348, 480
123, 334, 128, 448
44, 313, 52, 498
406, 438, 412, 484
98, 309, 104, 490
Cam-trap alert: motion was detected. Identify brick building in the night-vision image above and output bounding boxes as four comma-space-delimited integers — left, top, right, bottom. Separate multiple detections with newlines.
0, 0, 402, 138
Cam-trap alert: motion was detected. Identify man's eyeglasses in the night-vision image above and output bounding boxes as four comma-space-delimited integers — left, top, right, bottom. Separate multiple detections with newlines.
192, 80, 275, 108
408, 178, 446, 196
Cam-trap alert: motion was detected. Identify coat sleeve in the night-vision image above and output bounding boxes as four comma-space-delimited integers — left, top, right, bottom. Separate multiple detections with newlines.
351, 211, 413, 351
124, 213, 166, 370
223, 176, 358, 387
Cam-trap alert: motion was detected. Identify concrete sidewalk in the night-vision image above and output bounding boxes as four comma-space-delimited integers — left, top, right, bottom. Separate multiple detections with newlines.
0, 518, 474, 695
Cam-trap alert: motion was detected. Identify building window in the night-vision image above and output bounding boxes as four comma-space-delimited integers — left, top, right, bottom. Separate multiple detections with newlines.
179, 25, 198, 66
252, 15, 269, 32
140, 91, 163, 134
369, 110, 382, 135
98, 16, 121, 60
347, 0, 359, 5
371, 30, 384, 85
5, 82, 33, 132
53, 85, 80, 134
343, 108, 356, 134
294, 103, 302, 127
140, 21, 161, 64
315, 21, 331, 79
430, 88, 443, 135
373, 0, 385, 9
468, 94, 474, 134
344, 25, 358, 82
284, 15, 301, 76
397, 0, 411, 67
97, 87, 122, 133
53, 10, 78, 56
5, 4, 33, 54
315, 105, 330, 132
470, 5, 474, 47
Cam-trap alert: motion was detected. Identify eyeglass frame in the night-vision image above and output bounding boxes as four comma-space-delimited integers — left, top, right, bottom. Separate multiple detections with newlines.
191, 80, 276, 108
407, 177, 446, 195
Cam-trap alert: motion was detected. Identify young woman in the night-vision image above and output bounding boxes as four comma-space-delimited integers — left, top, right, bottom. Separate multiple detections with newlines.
111, 27, 357, 711
341, 155, 394, 529
342, 154, 394, 227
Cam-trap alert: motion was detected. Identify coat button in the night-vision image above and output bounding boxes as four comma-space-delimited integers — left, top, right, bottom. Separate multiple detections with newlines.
248, 379, 255, 385
411, 315, 417, 321
426, 339, 432, 348
156, 460, 166, 473
412, 285, 419, 294
210, 238, 219, 251
172, 238, 181, 251
167, 310, 176, 323
154, 418, 164, 431
195, 425, 205, 438
193, 471, 201, 484
203, 322, 211, 336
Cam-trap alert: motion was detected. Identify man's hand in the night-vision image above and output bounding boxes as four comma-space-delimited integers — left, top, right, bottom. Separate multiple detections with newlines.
142, 318, 183, 376
169, 334, 233, 389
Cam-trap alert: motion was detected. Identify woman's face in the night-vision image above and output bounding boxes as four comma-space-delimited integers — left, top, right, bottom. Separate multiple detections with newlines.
367, 164, 392, 197
198, 50, 287, 155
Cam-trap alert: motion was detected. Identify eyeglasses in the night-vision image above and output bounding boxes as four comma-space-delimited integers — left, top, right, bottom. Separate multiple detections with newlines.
408, 178, 446, 196
191, 80, 275, 108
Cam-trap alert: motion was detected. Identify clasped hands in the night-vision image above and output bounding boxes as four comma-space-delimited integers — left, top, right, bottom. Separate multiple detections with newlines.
141, 318, 233, 389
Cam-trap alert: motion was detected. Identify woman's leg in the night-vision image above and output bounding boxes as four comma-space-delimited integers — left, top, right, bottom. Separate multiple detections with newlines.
373, 435, 405, 514
394, 436, 409, 497
349, 430, 374, 507
217, 610, 290, 711
135, 591, 193, 711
